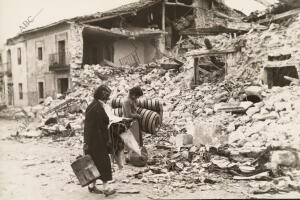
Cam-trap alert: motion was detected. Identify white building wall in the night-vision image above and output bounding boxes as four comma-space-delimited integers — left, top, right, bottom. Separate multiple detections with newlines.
10, 42, 28, 106
26, 27, 71, 105
113, 38, 158, 66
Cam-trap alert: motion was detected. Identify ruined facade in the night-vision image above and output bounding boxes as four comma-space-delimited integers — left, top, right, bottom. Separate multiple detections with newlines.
3, 0, 245, 106
4, 21, 72, 106
0, 46, 14, 106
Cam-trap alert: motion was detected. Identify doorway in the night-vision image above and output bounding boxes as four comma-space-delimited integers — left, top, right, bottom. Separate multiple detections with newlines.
57, 78, 68, 94
7, 50, 11, 71
7, 83, 14, 105
38, 82, 44, 99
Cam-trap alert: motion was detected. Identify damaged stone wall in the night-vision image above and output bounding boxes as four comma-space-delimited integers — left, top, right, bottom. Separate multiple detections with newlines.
69, 23, 84, 70
113, 37, 162, 66
69, 23, 84, 92
194, 0, 214, 28
193, 0, 245, 29
24, 24, 71, 105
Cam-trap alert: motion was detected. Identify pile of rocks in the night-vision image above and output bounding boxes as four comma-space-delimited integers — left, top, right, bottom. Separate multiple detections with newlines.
228, 85, 300, 151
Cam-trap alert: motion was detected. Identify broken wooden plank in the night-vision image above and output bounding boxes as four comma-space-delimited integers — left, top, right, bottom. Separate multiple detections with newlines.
214, 102, 250, 113
194, 57, 199, 85
162, 53, 184, 66
252, 0, 272, 6
284, 76, 300, 85
161, 63, 181, 71
187, 48, 238, 57
213, 11, 240, 21
197, 67, 211, 75
103, 59, 119, 68
215, 106, 245, 113
233, 171, 271, 181
118, 189, 140, 194
268, 54, 291, 61
258, 7, 300, 24
42, 99, 75, 116
162, 0, 166, 32
198, 62, 223, 71
165, 2, 195, 8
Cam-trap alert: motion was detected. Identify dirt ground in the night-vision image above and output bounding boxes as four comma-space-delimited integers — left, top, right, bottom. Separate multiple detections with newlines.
0, 119, 299, 200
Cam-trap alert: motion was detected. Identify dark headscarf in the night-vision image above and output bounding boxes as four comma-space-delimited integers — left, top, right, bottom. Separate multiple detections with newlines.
94, 85, 111, 101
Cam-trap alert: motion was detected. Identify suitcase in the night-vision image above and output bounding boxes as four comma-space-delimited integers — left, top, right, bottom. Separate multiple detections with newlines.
71, 155, 100, 187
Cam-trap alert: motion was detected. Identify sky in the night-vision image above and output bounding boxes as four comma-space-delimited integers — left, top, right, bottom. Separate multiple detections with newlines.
0, 0, 274, 47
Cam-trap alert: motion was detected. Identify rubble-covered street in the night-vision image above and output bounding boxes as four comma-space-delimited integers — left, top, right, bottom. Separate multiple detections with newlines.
1, 0, 300, 199
1, 119, 300, 200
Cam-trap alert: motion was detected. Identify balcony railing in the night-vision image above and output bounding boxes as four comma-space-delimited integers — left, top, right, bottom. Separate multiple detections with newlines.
49, 52, 70, 72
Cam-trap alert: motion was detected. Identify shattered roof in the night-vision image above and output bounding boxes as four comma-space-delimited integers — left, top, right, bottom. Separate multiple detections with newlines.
279, 0, 300, 8
8, 0, 162, 41
74, 0, 162, 23
7, 0, 245, 42
7, 20, 71, 44
245, 0, 300, 22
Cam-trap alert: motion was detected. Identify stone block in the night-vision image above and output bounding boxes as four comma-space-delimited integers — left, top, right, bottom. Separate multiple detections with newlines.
175, 134, 193, 148
246, 106, 260, 116
270, 150, 300, 168
191, 122, 223, 146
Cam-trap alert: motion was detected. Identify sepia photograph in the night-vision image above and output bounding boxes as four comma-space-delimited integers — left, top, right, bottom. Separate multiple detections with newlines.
0, 0, 300, 199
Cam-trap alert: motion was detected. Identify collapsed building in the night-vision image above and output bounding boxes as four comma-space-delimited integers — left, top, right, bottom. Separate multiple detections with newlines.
0, 0, 251, 107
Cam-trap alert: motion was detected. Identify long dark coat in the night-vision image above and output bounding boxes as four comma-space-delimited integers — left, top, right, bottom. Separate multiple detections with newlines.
84, 99, 112, 182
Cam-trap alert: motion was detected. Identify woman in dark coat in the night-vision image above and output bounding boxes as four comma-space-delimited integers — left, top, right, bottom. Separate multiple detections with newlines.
83, 85, 115, 196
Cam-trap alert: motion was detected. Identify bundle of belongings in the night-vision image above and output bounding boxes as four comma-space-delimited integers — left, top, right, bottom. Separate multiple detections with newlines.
105, 103, 148, 168
106, 98, 163, 167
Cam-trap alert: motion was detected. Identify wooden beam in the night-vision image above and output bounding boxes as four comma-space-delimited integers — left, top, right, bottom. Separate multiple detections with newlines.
81, 12, 133, 24
258, 8, 300, 24
187, 48, 238, 57
213, 10, 240, 21
197, 67, 211, 75
165, 2, 195, 8
284, 76, 300, 86
198, 62, 223, 71
162, 0, 166, 32
194, 57, 199, 85
252, 0, 271, 7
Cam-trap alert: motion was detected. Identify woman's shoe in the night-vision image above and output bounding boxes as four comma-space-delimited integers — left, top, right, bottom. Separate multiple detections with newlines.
103, 188, 116, 197
88, 186, 103, 194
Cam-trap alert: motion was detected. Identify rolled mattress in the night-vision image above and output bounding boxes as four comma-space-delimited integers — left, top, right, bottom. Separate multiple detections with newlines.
110, 98, 163, 124
112, 108, 160, 134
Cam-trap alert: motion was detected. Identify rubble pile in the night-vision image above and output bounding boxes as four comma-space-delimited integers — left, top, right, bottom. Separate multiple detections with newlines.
228, 85, 300, 151
52, 59, 299, 196
128, 125, 300, 197
180, 14, 300, 84
225, 14, 300, 82
12, 13, 300, 133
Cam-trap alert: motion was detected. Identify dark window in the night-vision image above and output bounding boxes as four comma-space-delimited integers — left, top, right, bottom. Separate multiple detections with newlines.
18, 83, 23, 100
38, 82, 44, 98
58, 40, 66, 65
58, 78, 68, 94
17, 48, 21, 65
38, 47, 43, 60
